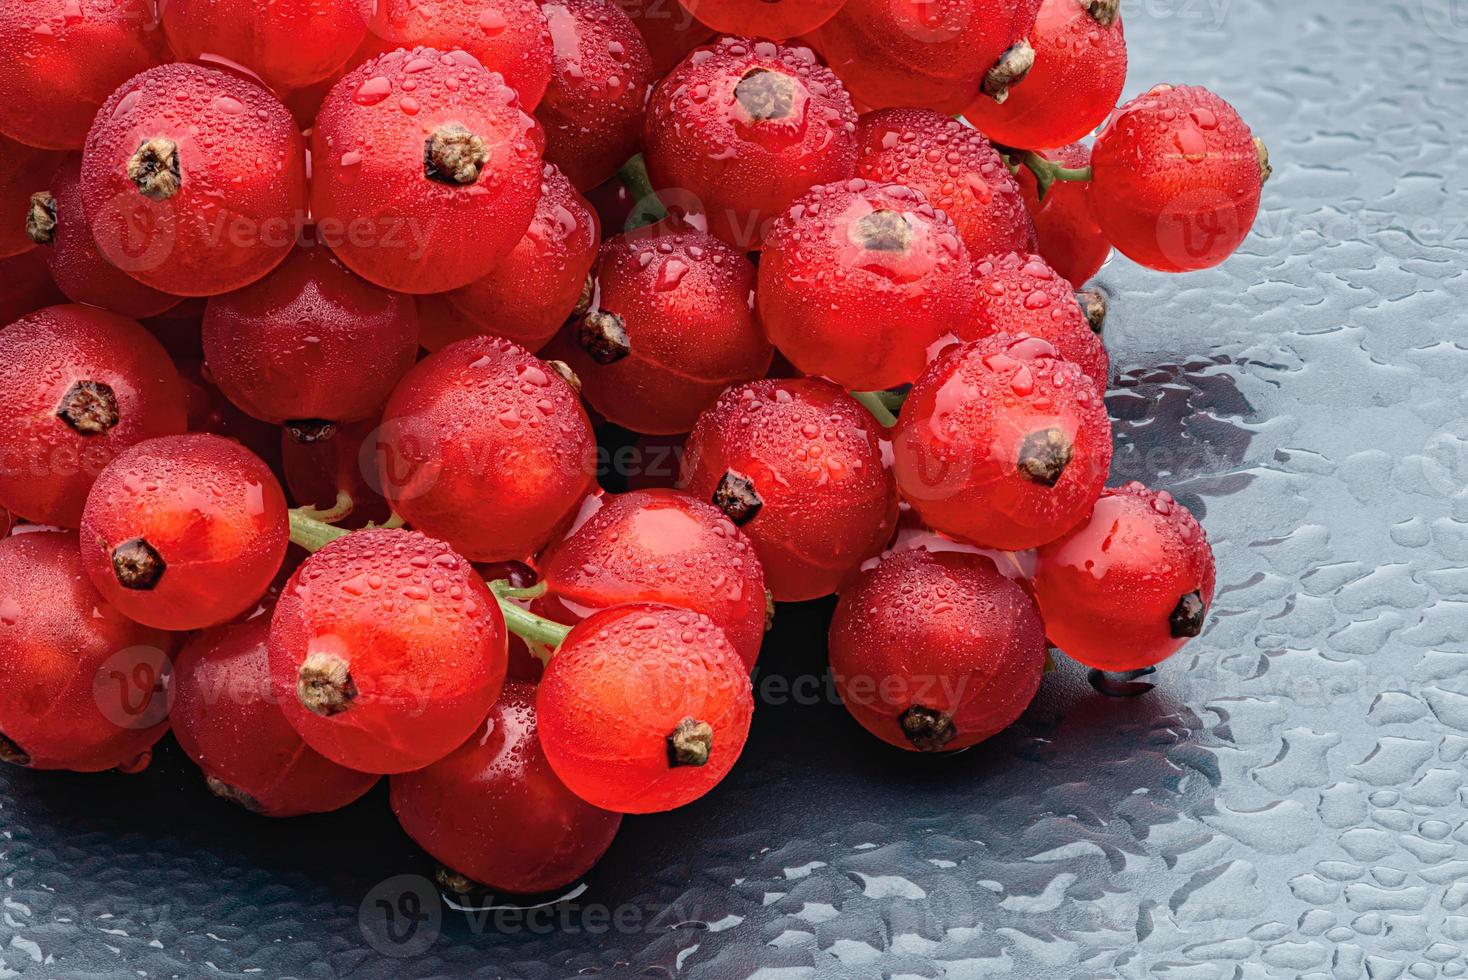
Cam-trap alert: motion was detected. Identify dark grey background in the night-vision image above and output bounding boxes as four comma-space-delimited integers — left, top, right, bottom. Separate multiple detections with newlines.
5, 0, 1467, 975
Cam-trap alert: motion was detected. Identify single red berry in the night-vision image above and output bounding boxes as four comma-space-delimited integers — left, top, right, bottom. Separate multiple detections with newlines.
1033, 482, 1216, 671
830, 547, 1046, 752
614, 0, 715, 75
160, 0, 374, 94
280, 420, 393, 530
269, 528, 509, 774
0, 305, 188, 527
892, 334, 1111, 551
535, 0, 657, 191
202, 247, 420, 429
963, 251, 1108, 392
172, 604, 380, 817
0, 0, 167, 150
644, 37, 859, 250
811, 0, 1042, 114
377, 336, 597, 563
363, 0, 555, 109
537, 603, 753, 813
856, 108, 1037, 264
27, 156, 182, 319
681, 378, 898, 602
391, 681, 622, 893
1, 135, 64, 258
963, 0, 1126, 149
551, 227, 772, 435
536, 489, 768, 669
0, 250, 66, 324
311, 47, 543, 294
436, 163, 600, 354
0, 530, 173, 772
1014, 142, 1111, 287
80, 63, 307, 297
677, 0, 846, 38
1089, 84, 1269, 272
758, 179, 976, 391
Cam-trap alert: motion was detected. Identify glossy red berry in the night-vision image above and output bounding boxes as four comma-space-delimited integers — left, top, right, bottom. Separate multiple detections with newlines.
537, 603, 753, 813
391, 681, 622, 893
160, 0, 374, 94
644, 37, 858, 250
553, 227, 772, 435
0, 0, 167, 150
1089, 84, 1268, 272
172, 605, 379, 817
1, 135, 64, 258
811, 0, 1042, 114
963, 0, 1126, 149
892, 334, 1111, 551
1033, 482, 1216, 671
615, 0, 715, 75
759, 179, 976, 391
678, 0, 846, 37
80, 63, 307, 297
856, 108, 1037, 264
536, 489, 768, 669
1015, 142, 1110, 286
202, 247, 420, 429
0, 250, 66, 324
681, 378, 898, 602
437, 163, 600, 354
377, 336, 597, 563
280, 420, 393, 530
311, 47, 543, 293
0, 305, 187, 527
830, 547, 1046, 752
536, 0, 657, 191
269, 528, 509, 774
0, 530, 173, 772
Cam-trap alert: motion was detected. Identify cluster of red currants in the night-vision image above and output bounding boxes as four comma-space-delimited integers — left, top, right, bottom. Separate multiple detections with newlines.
0, 0, 1255, 897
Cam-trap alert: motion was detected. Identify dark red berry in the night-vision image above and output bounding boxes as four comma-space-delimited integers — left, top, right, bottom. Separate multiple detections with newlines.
0, 250, 67, 324
678, 0, 846, 37
615, 0, 716, 75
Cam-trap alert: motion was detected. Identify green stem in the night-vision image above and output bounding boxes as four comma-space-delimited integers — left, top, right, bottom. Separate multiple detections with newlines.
617, 154, 668, 229
852, 390, 899, 428
1021, 150, 1092, 202
488, 580, 571, 656
294, 489, 354, 524
289, 508, 351, 553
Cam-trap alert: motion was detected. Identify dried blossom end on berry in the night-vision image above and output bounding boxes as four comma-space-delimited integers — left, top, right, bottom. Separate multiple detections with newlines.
127, 137, 182, 201
26, 192, 56, 245
111, 537, 166, 591
297, 652, 357, 717
900, 706, 958, 752
668, 717, 715, 767
1169, 591, 1207, 638
56, 380, 120, 434
1017, 427, 1075, 487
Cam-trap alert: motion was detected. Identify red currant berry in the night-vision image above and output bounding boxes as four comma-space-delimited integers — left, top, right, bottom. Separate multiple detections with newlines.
280, 420, 393, 530
176, 356, 286, 472
1, 135, 64, 258
311, 47, 543, 294
1089, 84, 1269, 272
536, 0, 657, 191
378, 336, 597, 563
0, 304, 187, 527
552, 228, 772, 435
963, 0, 1126, 149
202, 247, 420, 428
269, 528, 509, 774
830, 547, 1046, 752
963, 252, 1108, 392
1014, 142, 1110, 287
644, 37, 858, 250
681, 378, 898, 602
391, 681, 622, 893
856, 108, 1037, 264
1033, 482, 1216, 671
172, 605, 379, 816
537, 603, 753, 813
0, 530, 173, 772
27, 156, 182, 319
678, 0, 846, 38
811, 0, 1042, 114
759, 179, 976, 391
0, 250, 66, 324
437, 163, 600, 354
80, 63, 307, 297
892, 334, 1111, 551
614, 0, 715, 75
0, 0, 166, 150
79, 434, 290, 630
160, 0, 374, 94
536, 489, 768, 669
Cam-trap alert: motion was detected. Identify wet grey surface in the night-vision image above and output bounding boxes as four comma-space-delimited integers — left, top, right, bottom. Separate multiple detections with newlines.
4, 0, 1467, 976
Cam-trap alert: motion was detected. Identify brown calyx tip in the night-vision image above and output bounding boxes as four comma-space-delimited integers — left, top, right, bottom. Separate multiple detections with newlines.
26, 191, 56, 245
735, 68, 796, 121
764, 589, 776, 633
853, 209, 912, 253
1017, 427, 1074, 487
1254, 136, 1273, 184
0, 732, 30, 767
112, 537, 166, 591
578, 310, 632, 364
128, 137, 181, 201
435, 866, 478, 895
285, 419, 338, 444
57, 380, 120, 434
570, 272, 595, 320
982, 40, 1035, 104
900, 705, 957, 752
1170, 591, 1207, 638
668, 717, 714, 767
546, 359, 583, 394
298, 652, 357, 717
424, 123, 489, 186
1086, 0, 1121, 26
712, 469, 762, 526
206, 776, 265, 813
1075, 287, 1108, 334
